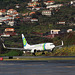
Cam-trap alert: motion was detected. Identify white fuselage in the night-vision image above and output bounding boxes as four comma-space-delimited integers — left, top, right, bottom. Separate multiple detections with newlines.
24, 43, 55, 53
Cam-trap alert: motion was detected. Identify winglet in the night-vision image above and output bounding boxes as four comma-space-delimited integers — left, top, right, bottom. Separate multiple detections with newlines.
2, 43, 6, 48
62, 41, 64, 46
55, 41, 64, 48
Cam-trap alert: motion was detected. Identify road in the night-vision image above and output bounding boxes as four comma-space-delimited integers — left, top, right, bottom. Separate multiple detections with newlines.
0, 60, 75, 75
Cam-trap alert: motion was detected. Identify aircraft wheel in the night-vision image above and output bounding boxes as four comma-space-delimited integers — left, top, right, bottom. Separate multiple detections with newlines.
34, 50, 36, 53
32, 53, 36, 56
32, 50, 36, 56
48, 51, 51, 53
42, 51, 45, 55
52, 48, 55, 52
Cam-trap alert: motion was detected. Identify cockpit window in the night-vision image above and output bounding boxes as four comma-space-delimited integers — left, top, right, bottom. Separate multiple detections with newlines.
50, 44, 54, 46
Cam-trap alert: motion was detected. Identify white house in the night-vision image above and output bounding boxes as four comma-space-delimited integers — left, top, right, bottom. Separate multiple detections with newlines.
15, 4, 20, 8
44, 1, 55, 5
46, 4, 63, 9
51, 29, 60, 34
31, 0, 39, 2
8, 21, 15, 26
5, 28, 15, 32
0, 17, 13, 22
0, 9, 6, 16
42, 10, 52, 16
57, 21, 66, 25
7, 9, 18, 16
31, 18, 38, 22
70, 1, 75, 5
32, 7, 41, 10
28, 2, 40, 7
67, 29, 72, 33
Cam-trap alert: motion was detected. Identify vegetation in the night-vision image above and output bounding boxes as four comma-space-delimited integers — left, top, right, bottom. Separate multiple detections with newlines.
53, 46, 75, 56
0, 0, 75, 56
0, 50, 23, 56
31, 45, 75, 56
3, 57, 75, 61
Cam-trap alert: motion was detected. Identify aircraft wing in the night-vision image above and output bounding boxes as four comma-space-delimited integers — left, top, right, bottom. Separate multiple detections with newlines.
4, 47, 25, 50
55, 41, 64, 48
55, 45, 63, 48
2, 43, 30, 51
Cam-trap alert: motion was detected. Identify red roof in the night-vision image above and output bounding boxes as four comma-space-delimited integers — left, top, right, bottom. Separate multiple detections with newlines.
47, 1, 55, 3
9, 9, 14, 11
59, 21, 65, 22
0, 9, 6, 12
15, 17, 20, 18
6, 19, 11, 21
30, 12, 35, 14
6, 15, 13, 17
13, 12, 18, 14
5, 28, 14, 30
31, 18, 38, 20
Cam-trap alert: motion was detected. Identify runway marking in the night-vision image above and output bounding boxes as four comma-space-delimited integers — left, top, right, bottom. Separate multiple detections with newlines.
56, 66, 75, 68
26, 64, 45, 66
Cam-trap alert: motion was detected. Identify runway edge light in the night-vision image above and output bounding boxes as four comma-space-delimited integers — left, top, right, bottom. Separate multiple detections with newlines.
0, 57, 3, 61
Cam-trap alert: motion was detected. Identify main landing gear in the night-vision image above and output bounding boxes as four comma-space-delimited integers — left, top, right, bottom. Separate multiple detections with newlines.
32, 50, 36, 56
42, 51, 45, 55
32, 53, 36, 56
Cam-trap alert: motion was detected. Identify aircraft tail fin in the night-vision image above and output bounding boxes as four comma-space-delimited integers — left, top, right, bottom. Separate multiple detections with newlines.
22, 34, 30, 49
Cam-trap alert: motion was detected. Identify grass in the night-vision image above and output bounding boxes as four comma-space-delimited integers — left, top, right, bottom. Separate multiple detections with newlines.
3, 57, 75, 61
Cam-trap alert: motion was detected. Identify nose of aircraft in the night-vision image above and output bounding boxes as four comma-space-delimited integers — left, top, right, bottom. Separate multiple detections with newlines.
53, 45, 55, 48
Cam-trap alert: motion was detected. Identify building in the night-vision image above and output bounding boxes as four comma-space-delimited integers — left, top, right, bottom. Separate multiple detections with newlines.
7, 9, 17, 14
22, 17, 31, 22
7, 9, 18, 16
44, 1, 55, 5
42, 10, 52, 16
5, 28, 15, 32
0, 9, 6, 16
29, 12, 36, 15
5, 15, 13, 17
50, 29, 60, 34
15, 4, 20, 8
8, 21, 15, 26
32, 7, 41, 10
31, 0, 39, 2
67, 29, 72, 33
2, 28, 18, 37
70, 0, 75, 5
57, 21, 66, 25
28, 2, 40, 7
22, 13, 28, 16
46, 4, 63, 9
31, 18, 38, 22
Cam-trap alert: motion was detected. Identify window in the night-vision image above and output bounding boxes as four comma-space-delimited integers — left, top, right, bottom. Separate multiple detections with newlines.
50, 44, 54, 46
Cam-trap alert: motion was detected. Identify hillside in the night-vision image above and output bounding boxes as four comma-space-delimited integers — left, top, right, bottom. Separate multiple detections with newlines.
0, 0, 75, 56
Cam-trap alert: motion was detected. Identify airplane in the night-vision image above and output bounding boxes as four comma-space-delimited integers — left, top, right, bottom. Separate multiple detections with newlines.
2, 34, 63, 55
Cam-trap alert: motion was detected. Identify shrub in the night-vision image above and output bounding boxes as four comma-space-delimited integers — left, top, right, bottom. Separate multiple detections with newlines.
53, 45, 75, 56
0, 50, 23, 56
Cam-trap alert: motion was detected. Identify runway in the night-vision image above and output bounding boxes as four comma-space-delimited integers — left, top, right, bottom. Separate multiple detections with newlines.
2, 56, 75, 59
0, 60, 75, 75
